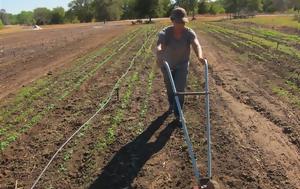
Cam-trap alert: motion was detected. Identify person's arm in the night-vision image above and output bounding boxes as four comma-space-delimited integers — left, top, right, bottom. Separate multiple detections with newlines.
191, 37, 205, 64
156, 42, 165, 66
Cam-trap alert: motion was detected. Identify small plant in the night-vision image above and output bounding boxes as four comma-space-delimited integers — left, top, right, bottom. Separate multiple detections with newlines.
63, 149, 73, 161
58, 164, 66, 173
0, 141, 8, 151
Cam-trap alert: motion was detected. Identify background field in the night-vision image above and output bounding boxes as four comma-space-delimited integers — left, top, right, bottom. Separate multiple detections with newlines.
0, 15, 299, 189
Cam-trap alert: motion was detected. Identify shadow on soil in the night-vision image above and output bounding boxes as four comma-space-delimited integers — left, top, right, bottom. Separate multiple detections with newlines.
89, 111, 177, 189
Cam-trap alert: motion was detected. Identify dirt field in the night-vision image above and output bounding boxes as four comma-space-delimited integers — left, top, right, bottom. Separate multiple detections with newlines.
0, 21, 131, 99
0, 17, 299, 189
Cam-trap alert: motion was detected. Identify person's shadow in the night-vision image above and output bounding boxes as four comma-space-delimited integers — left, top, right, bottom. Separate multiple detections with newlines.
88, 111, 177, 189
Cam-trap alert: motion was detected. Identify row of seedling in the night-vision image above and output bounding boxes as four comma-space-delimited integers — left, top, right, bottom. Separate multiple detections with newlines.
0, 27, 149, 151
94, 27, 157, 151
214, 21, 300, 48
203, 22, 300, 60
0, 27, 142, 121
64, 28, 158, 185
271, 80, 300, 108
43, 26, 158, 186
0, 27, 142, 126
199, 22, 300, 109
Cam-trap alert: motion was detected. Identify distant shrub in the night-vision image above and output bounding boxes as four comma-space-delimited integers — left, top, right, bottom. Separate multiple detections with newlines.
0, 20, 3, 29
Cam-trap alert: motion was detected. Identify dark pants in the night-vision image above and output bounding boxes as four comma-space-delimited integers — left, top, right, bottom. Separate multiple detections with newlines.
161, 62, 189, 116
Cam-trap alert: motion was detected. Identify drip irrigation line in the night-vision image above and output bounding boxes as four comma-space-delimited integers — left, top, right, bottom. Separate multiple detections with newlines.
30, 30, 156, 189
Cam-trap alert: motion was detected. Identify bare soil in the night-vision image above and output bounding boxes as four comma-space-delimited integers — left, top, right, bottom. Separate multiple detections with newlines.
0, 21, 299, 189
0, 22, 131, 99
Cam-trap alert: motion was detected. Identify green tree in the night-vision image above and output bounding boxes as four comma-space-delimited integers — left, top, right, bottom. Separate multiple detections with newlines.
68, 0, 94, 22
290, 0, 300, 12
166, 2, 177, 16
175, 0, 188, 10
17, 11, 34, 25
122, 0, 137, 19
223, 0, 262, 15
158, 0, 172, 17
7, 14, 18, 25
263, 0, 276, 12
262, 0, 299, 12
189, 0, 199, 19
271, 0, 288, 11
135, 0, 160, 21
246, 0, 263, 12
33, 7, 52, 25
65, 9, 76, 23
51, 7, 65, 24
223, 0, 238, 14
209, 2, 225, 14
198, 0, 210, 14
0, 9, 9, 25
94, 0, 123, 21
175, 0, 198, 18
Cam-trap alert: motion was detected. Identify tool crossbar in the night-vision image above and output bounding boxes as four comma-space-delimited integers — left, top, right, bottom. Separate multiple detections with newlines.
163, 60, 212, 187
176, 91, 208, 96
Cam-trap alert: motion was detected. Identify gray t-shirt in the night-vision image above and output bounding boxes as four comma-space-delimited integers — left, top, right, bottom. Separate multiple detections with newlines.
157, 26, 197, 69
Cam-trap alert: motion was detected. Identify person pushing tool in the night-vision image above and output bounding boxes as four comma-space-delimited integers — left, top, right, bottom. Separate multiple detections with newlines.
156, 7, 220, 189
156, 7, 206, 120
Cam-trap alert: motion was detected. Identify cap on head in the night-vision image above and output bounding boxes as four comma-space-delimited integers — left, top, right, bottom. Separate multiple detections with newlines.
170, 7, 189, 23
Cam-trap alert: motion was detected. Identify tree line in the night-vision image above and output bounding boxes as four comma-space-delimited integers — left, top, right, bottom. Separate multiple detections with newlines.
0, 0, 299, 26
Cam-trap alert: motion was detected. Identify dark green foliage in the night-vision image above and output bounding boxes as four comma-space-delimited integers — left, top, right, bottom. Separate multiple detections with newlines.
68, 0, 94, 22
7, 14, 18, 25
134, 0, 160, 21
51, 7, 65, 24
198, 0, 210, 14
263, 0, 276, 12
262, 0, 300, 12
0, 9, 9, 25
5, 0, 172, 24
93, 0, 123, 21
122, 0, 137, 19
246, 0, 263, 12
272, 0, 289, 11
292, 0, 300, 13
175, 0, 198, 18
158, 0, 172, 17
209, 2, 226, 14
17, 11, 34, 25
33, 7, 52, 25
64, 9, 78, 23
4, 0, 299, 25
222, 0, 262, 14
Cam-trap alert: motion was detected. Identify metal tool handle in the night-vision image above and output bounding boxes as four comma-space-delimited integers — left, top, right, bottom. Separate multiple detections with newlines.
163, 61, 202, 184
204, 59, 212, 179
163, 60, 213, 186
